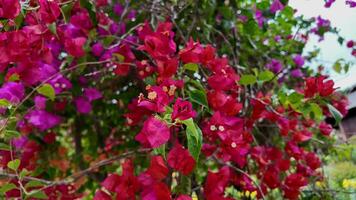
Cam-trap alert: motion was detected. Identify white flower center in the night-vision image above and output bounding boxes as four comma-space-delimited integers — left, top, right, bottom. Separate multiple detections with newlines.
218, 125, 225, 131
210, 125, 217, 131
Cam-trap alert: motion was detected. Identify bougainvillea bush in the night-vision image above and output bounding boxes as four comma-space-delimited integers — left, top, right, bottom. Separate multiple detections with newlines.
0, 0, 354, 199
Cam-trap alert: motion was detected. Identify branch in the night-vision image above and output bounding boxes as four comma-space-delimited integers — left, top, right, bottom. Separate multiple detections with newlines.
0, 149, 150, 187
213, 156, 266, 200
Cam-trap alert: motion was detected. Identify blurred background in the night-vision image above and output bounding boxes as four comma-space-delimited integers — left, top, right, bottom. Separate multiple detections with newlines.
290, 1, 356, 198
290, 0, 356, 90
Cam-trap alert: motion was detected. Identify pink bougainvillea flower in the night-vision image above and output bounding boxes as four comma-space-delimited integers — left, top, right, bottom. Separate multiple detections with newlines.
91, 42, 104, 57
136, 60, 155, 79
176, 195, 192, 200
138, 86, 170, 113
73, 88, 102, 114
179, 38, 203, 64
347, 40, 354, 48
70, 10, 93, 32
93, 190, 111, 200
137, 22, 176, 59
84, 88, 102, 101
12, 136, 28, 149
204, 166, 231, 199
305, 152, 321, 170
219, 135, 250, 168
167, 143, 196, 175
270, 0, 284, 13
113, 3, 124, 16
255, 10, 265, 28
38, 0, 61, 24
135, 116, 170, 148
285, 141, 304, 160
262, 166, 281, 189
207, 67, 239, 91
159, 79, 184, 98
171, 98, 196, 121
125, 98, 152, 126
304, 76, 335, 98
293, 130, 312, 142
101, 173, 120, 192
316, 16, 331, 28
74, 97, 92, 114
43, 132, 56, 144
0, 82, 25, 105
146, 156, 168, 181
319, 121, 333, 136
293, 55, 305, 68
282, 173, 307, 200
207, 90, 228, 111
25, 110, 61, 131
96, 0, 108, 7
141, 182, 171, 200
346, 0, 356, 8
34, 96, 47, 110
156, 57, 179, 79
266, 59, 283, 73
203, 111, 243, 141
291, 69, 304, 78
64, 37, 87, 57
324, 0, 336, 8
49, 74, 73, 94
0, 0, 20, 19
101, 160, 139, 199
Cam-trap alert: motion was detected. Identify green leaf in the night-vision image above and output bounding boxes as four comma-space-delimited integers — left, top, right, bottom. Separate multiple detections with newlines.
4, 130, 21, 139
182, 118, 203, 161
25, 180, 45, 189
337, 36, 345, 45
61, 3, 74, 23
153, 144, 166, 159
113, 53, 125, 62
19, 169, 30, 179
345, 63, 350, 73
288, 92, 304, 104
7, 159, 20, 171
47, 23, 57, 36
189, 90, 208, 108
37, 84, 55, 101
103, 35, 116, 47
8, 73, 19, 82
27, 191, 48, 199
14, 14, 24, 29
278, 91, 288, 107
183, 63, 199, 72
258, 70, 274, 82
333, 61, 342, 74
300, 104, 312, 119
239, 74, 256, 85
0, 99, 11, 107
0, 142, 10, 151
327, 104, 343, 124
0, 183, 17, 194
310, 103, 323, 121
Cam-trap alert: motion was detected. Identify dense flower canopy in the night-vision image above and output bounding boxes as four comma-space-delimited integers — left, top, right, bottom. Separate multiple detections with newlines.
0, 0, 354, 200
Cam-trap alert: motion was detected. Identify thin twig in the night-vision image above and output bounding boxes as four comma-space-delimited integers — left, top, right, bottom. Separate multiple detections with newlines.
0, 149, 150, 188
213, 156, 266, 200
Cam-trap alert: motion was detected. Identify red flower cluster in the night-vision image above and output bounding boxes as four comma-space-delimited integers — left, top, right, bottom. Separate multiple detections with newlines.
304, 76, 335, 98
95, 155, 195, 200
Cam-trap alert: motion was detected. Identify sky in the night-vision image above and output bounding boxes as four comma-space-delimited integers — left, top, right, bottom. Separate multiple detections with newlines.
289, 0, 356, 90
